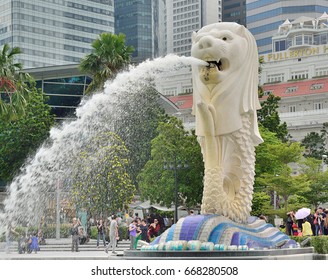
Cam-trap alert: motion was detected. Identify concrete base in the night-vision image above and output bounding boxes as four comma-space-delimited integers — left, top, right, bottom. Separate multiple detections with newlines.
123, 247, 315, 260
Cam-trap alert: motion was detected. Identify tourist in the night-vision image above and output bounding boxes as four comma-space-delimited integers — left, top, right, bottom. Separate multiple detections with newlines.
286, 211, 295, 236
302, 218, 313, 237
5, 223, 19, 254
314, 208, 326, 235
139, 219, 150, 243
148, 218, 160, 241
292, 221, 299, 236
128, 219, 137, 250
105, 215, 119, 254
134, 218, 142, 248
79, 227, 87, 245
70, 217, 81, 252
323, 210, 328, 235
28, 232, 40, 253
96, 219, 106, 248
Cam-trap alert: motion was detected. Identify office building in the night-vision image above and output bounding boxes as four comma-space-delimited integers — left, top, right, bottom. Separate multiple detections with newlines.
166, 0, 221, 57
0, 0, 115, 69
114, 0, 166, 63
246, 0, 327, 54
222, 0, 246, 26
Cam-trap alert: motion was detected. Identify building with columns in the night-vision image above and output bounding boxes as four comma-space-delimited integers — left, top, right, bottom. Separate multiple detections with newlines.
261, 14, 328, 143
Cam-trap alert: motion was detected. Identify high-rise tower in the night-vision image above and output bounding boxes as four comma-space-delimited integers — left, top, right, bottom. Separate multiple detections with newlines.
0, 0, 115, 68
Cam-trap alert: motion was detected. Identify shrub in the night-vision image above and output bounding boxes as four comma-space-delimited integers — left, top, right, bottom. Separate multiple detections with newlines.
310, 236, 328, 254
291, 236, 328, 253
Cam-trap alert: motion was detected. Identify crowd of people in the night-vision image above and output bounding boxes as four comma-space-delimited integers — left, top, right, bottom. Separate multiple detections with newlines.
285, 207, 328, 237
75, 212, 170, 254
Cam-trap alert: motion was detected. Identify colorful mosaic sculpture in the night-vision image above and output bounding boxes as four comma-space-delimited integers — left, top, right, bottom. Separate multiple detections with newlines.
145, 215, 296, 251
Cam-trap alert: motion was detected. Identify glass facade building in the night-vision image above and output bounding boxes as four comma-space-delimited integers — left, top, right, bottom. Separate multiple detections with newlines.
27, 64, 91, 120
0, 0, 115, 69
114, 0, 166, 63
222, 0, 246, 26
246, 0, 328, 54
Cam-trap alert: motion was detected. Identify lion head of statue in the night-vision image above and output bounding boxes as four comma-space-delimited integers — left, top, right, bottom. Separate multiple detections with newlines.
191, 22, 262, 145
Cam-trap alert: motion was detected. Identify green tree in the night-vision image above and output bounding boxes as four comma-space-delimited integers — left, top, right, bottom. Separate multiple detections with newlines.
138, 117, 204, 210
300, 157, 328, 208
301, 131, 326, 159
256, 140, 308, 212
70, 132, 136, 216
79, 33, 134, 94
114, 85, 165, 189
251, 191, 272, 217
0, 44, 33, 120
254, 126, 282, 185
0, 86, 54, 182
257, 94, 289, 142
258, 167, 309, 212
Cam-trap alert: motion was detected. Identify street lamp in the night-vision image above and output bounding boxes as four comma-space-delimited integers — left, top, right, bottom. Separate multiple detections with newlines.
164, 158, 188, 224
56, 170, 65, 239
322, 154, 327, 172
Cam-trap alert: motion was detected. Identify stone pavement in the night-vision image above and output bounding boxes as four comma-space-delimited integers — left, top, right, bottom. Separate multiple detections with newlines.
0, 238, 130, 260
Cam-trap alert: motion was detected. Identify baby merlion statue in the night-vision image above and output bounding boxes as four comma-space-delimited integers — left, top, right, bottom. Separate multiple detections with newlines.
191, 22, 263, 223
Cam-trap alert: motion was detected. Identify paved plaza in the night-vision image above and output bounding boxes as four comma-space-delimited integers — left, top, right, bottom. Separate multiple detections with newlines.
0, 238, 127, 260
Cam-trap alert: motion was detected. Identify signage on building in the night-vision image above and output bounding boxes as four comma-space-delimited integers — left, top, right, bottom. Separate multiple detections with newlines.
263, 45, 328, 62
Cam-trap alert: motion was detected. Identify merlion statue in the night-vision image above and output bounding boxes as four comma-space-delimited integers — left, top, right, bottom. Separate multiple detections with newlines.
191, 22, 263, 223
134, 23, 296, 252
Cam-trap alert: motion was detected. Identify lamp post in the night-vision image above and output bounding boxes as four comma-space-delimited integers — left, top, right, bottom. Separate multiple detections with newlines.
322, 154, 327, 172
56, 170, 64, 240
164, 157, 188, 224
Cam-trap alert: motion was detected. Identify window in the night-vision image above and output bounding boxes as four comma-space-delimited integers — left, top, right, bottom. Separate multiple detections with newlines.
274, 40, 286, 52
304, 35, 313, 45
285, 87, 298, 93
314, 103, 323, 110
267, 73, 284, 83
295, 35, 302, 46
310, 84, 324, 90
289, 105, 296, 112
263, 90, 273, 96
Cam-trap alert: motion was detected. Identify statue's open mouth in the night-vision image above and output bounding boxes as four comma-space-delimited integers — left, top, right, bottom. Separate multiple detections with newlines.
206, 60, 222, 71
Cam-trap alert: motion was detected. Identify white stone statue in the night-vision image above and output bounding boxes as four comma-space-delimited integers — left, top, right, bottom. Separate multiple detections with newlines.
191, 22, 263, 223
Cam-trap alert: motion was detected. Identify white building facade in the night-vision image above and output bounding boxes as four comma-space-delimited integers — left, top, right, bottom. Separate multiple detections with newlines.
261, 14, 328, 142
0, 0, 115, 69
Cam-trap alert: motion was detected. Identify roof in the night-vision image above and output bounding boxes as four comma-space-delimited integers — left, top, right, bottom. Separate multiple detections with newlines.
167, 94, 193, 109
262, 77, 328, 98
291, 16, 315, 25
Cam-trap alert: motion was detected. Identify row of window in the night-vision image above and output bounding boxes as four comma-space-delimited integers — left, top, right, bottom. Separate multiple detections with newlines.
274, 33, 328, 52
173, 17, 199, 27
13, 22, 109, 37
173, 0, 199, 8
15, 0, 113, 16
173, 11, 199, 20
173, 38, 192, 47
173, 4, 199, 14
266, 68, 328, 83
174, 25, 198, 33
20, 48, 81, 62
288, 103, 324, 113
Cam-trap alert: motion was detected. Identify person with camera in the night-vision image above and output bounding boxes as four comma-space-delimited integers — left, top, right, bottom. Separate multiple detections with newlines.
71, 217, 81, 252
105, 215, 119, 254
96, 219, 106, 248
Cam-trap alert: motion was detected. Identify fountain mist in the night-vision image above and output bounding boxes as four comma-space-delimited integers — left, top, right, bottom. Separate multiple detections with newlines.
0, 54, 206, 235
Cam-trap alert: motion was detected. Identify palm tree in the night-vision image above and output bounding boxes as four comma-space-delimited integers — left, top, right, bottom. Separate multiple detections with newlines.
79, 33, 134, 94
0, 43, 32, 120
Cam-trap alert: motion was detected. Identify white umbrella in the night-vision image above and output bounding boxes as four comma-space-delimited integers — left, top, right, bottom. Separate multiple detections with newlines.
295, 208, 311, 220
